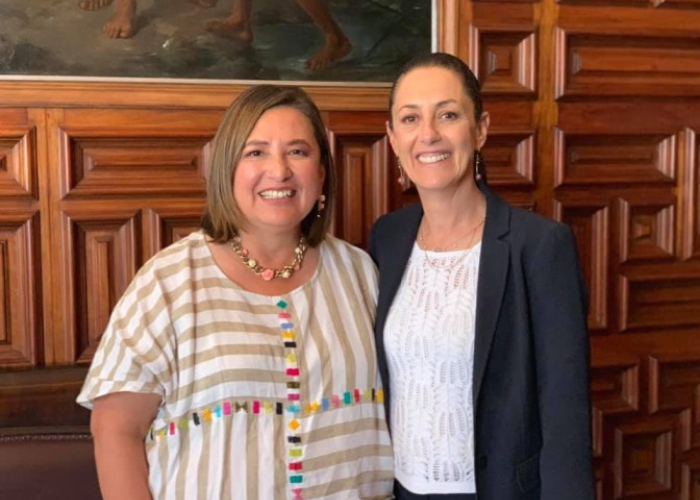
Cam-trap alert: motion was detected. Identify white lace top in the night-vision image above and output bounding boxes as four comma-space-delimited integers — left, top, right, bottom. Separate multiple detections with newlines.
384, 242, 481, 494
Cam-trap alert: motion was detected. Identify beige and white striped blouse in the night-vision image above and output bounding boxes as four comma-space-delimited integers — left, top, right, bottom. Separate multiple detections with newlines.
77, 231, 393, 500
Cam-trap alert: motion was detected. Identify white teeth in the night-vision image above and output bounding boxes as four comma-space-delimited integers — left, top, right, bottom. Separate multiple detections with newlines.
418, 153, 450, 164
260, 190, 293, 199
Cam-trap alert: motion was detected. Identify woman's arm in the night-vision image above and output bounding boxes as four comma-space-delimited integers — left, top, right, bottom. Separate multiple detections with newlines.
527, 223, 595, 500
91, 392, 161, 500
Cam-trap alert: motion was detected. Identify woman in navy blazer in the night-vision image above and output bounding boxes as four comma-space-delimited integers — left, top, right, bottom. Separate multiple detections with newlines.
369, 52, 594, 500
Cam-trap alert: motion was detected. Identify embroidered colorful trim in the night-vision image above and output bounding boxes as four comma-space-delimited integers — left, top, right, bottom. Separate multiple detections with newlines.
278, 299, 304, 497
147, 387, 383, 440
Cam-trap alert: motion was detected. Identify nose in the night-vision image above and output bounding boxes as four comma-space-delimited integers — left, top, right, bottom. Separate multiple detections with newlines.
419, 116, 441, 143
268, 151, 292, 180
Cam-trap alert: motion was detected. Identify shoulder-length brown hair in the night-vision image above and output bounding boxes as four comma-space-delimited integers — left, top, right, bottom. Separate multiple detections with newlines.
202, 85, 335, 247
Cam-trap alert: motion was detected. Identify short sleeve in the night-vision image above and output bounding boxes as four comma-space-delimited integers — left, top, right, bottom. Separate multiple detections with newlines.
76, 272, 173, 410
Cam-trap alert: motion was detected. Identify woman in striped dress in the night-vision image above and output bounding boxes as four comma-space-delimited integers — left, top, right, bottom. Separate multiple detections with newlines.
77, 85, 393, 500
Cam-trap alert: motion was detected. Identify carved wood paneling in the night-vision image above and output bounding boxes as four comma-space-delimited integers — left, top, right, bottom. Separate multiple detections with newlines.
68, 211, 141, 364
555, 198, 609, 332
590, 333, 700, 500
46, 109, 218, 365
0, 214, 40, 368
555, 30, 700, 98
679, 128, 699, 261
553, 131, 676, 187
478, 31, 537, 95
549, 1, 700, 494
0, 125, 36, 199
142, 206, 210, 262
620, 270, 700, 332
649, 355, 700, 449
618, 195, 675, 263
326, 111, 393, 248
332, 135, 388, 248
64, 136, 209, 198
483, 133, 535, 186
0, 110, 44, 370
682, 460, 700, 500
591, 361, 640, 419
613, 413, 678, 498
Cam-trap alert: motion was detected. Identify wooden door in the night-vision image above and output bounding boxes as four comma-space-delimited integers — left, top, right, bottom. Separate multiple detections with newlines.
443, 0, 700, 497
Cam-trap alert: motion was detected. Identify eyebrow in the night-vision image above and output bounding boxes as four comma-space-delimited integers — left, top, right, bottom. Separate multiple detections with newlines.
243, 139, 312, 147
287, 139, 312, 147
244, 140, 268, 147
397, 99, 460, 112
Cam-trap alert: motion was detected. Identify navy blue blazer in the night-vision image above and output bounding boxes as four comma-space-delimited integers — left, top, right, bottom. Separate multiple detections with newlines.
369, 184, 595, 500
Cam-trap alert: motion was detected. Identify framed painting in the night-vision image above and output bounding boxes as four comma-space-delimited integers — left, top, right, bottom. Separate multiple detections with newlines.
0, 0, 432, 83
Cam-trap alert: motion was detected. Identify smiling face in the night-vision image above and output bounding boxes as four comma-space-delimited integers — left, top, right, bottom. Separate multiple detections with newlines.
387, 66, 489, 194
233, 106, 325, 236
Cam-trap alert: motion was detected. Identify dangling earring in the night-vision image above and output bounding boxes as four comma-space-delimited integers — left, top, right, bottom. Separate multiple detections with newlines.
315, 194, 326, 218
397, 157, 407, 185
474, 150, 484, 181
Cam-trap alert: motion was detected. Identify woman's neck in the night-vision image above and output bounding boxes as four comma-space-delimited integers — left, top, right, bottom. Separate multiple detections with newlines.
419, 182, 486, 238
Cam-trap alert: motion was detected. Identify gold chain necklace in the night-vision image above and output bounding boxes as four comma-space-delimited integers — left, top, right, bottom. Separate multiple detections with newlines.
230, 235, 307, 281
418, 218, 485, 271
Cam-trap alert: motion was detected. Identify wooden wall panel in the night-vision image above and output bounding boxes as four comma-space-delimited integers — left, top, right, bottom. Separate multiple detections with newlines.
478, 30, 537, 95
554, 132, 677, 187
0, 125, 35, 198
0, 214, 40, 368
69, 211, 140, 364
556, 199, 610, 332
484, 133, 535, 186
0, 110, 44, 370
46, 108, 220, 366
448, 0, 700, 496
333, 135, 388, 249
556, 32, 700, 98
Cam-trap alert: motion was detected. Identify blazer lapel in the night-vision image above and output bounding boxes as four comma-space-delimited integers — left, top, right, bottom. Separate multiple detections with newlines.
473, 185, 510, 411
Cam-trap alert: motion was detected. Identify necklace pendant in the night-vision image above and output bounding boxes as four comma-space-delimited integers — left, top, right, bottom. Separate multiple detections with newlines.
261, 269, 275, 281
280, 269, 292, 279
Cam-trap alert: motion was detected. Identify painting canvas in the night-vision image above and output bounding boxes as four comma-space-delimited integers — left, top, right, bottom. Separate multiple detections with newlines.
0, 0, 431, 82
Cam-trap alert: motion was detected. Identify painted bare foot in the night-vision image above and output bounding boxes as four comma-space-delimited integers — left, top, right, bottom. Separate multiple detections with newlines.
79, 0, 113, 10
102, 0, 135, 38
103, 16, 133, 38
187, 0, 215, 7
205, 18, 253, 42
305, 34, 351, 70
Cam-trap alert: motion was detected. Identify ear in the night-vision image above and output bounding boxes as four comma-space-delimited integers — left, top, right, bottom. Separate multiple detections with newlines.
386, 120, 399, 156
476, 112, 490, 150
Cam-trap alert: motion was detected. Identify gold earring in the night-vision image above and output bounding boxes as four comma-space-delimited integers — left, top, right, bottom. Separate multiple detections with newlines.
397, 157, 407, 185
315, 194, 326, 218
474, 150, 484, 181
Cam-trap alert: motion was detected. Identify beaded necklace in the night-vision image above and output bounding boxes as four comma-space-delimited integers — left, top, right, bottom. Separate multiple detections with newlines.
230, 235, 307, 281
